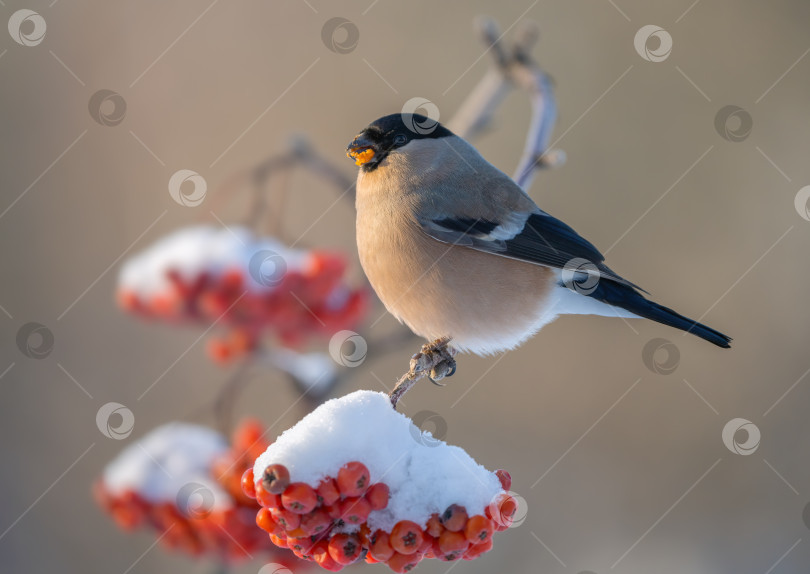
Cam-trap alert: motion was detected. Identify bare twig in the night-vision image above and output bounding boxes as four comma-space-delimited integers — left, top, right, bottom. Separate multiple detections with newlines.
447, 17, 563, 191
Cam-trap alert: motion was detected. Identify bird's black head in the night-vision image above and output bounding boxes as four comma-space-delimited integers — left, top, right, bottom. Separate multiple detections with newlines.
347, 113, 454, 171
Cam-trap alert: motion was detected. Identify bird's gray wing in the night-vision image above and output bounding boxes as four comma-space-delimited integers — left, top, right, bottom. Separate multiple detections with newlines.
418, 210, 644, 290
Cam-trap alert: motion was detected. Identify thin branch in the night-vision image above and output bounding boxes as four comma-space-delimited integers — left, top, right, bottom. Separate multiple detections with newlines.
511, 60, 561, 190
447, 17, 563, 191
389, 337, 456, 409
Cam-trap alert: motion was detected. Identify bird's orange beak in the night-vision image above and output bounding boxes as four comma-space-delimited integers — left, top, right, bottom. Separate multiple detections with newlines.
346, 134, 376, 166
347, 147, 375, 166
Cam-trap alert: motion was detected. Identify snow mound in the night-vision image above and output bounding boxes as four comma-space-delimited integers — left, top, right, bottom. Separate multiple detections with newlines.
103, 422, 231, 510
253, 390, 503, 532
118, 224, 310, 297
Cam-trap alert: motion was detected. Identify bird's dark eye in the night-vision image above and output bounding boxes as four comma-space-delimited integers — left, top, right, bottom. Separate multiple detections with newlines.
393, 134, 408, 146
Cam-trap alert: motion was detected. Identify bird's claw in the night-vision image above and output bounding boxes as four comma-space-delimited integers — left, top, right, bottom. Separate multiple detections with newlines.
412, 337, 457, 384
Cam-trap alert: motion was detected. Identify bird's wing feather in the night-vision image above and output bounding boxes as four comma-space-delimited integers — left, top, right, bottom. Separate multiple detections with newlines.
419, 210, 643, 290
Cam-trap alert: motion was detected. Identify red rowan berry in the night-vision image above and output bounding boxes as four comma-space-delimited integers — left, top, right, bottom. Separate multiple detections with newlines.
281, 483, 318, 514
255, 507, 275, 533
440, 504, 468, 532
426, 513, 444, 538
313, 540, 344, 572
438, 530, 469, 561
261, 464, 290, 495
464, 515, 494, 544
316, 477, 341, 506
495, 469, 512, 491
300, 508, 332, 536
387, 551, 423, 573
369, 530, 395, 561
339, 496, 371, 525
328, 533, 362, 565
390, 520, 423, 555
336, 461, 370, 497
269, 506, 300, 531
240, 468, 256, 499
365, 482, 390, 510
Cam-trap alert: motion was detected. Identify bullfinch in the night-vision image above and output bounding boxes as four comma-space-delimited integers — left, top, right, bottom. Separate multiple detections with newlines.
347, 113, 731, 356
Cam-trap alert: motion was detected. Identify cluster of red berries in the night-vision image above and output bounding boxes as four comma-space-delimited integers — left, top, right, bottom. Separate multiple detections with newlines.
243, 461, 517, 572
118, 251, 367, 363
95, 420, 302, 567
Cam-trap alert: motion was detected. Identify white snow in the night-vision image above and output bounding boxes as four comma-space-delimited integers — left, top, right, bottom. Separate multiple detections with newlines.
103, 422, 232, 510
118, 225, 311, 297
253, 391, 504, 532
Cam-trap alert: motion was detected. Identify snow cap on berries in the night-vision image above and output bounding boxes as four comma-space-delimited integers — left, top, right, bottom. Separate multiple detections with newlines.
253, 391, 504, 532
103, 422, 231, 510
118, 225, 309, 297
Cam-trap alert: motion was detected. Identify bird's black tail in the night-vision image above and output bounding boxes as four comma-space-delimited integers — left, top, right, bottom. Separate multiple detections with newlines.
589, 280, 732, 348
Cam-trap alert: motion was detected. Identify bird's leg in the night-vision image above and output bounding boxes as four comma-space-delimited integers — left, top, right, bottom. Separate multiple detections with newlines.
420, 337, 458, 384
389, 337, 457, 409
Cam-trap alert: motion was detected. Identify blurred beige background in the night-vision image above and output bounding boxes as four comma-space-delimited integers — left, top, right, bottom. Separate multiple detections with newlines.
2, 1, 810, 573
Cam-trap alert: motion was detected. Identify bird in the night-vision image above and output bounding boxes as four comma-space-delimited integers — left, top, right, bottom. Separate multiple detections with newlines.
347, 113, 731, 357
